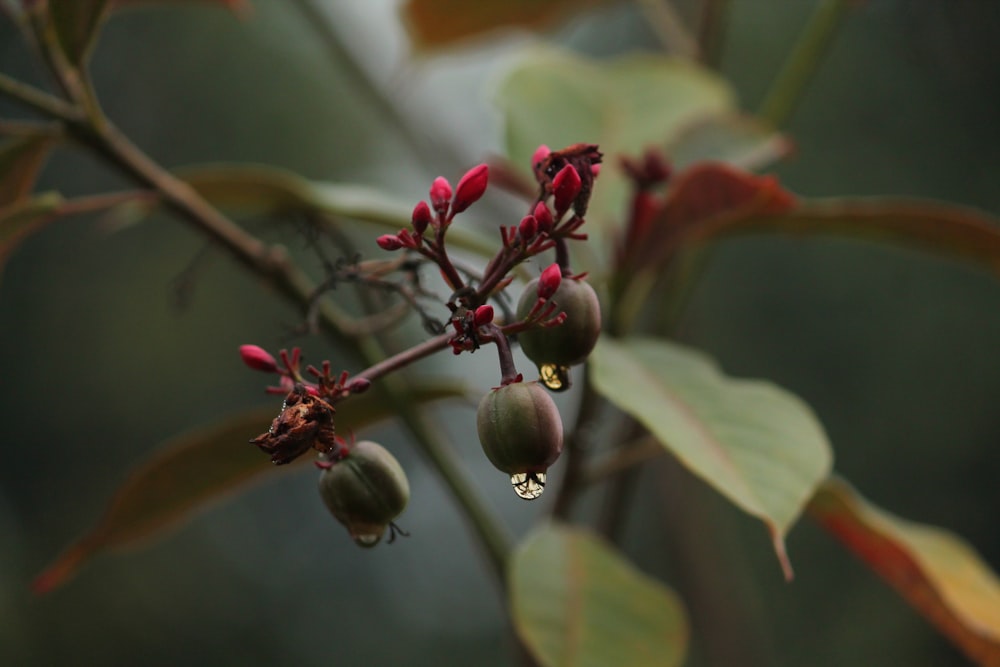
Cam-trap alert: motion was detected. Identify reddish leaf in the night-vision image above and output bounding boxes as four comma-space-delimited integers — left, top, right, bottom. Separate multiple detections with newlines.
401, 0, 619, 50
688, 198, 1000, 278
809, 478, 1000, 666
0, 132, 59, 207
619, 162, 795, 277
32, 381, 465, 594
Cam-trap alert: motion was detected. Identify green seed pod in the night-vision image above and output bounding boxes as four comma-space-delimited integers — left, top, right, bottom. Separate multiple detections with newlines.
318, 440, 410, 548
477, 381, 563, 476
517, 277, 601, 369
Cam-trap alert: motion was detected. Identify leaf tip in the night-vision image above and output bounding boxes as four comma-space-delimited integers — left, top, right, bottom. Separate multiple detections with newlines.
769, 525, 795, 582
30, 543, 91, 595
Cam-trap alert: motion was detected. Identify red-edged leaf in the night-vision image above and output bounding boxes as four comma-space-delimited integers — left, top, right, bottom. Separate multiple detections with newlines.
618, 162, 795, 280
32, 381, 466, 594
0, 132, 59, 207
401, 0, 619, 50
687, 198, 1000, 277
809, 477, 1000, 666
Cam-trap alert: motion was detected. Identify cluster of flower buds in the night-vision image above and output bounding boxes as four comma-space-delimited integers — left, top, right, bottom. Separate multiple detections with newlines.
241, 141, 606, 542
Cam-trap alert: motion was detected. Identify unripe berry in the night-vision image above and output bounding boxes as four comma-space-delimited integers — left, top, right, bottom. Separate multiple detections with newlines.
477, 381, 563, 478
318, 440, 409, 547
517, 277, 601, 369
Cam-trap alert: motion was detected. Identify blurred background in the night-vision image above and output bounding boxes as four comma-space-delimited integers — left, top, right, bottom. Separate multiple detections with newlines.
2, 0, 999, 665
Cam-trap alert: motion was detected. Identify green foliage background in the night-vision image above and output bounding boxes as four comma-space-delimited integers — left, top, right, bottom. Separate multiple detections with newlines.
1, 1, 999, 665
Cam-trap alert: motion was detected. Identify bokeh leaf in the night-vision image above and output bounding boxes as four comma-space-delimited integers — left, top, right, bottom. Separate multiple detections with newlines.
401, 0, 619, 50
0, 132, 59, 207
32, 380, 467, 594
498, 48, 735, 228
589, 336, 832, 579
172, 163, 499, 259
510, 522, 688, 667
687, 198, 1000, 277
809, 477, 1000, 665
665, 113, 792, 172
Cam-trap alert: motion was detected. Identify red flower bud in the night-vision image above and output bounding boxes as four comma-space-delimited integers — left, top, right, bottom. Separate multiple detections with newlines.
240, 345, 278, 373
533, 202, 553, 233
452, 164, 488, 214
348, 378, 372, 394
518, 215, 538, 241
531, 144, 551, 170
376, 234, 404, 251
552, 164, 582, 217
411, 201, 432, 235
538, 263, 562, 300
429, 176, 452, 215
474, 304, 495, 327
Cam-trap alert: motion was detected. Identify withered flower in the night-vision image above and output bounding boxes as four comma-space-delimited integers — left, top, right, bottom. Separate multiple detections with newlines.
251, 385, 337, 465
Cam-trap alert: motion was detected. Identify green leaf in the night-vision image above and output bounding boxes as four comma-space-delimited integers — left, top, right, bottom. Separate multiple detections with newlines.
665, 112, 792, 172
809, 477, 1000, 665
0, 192, 64, 288
510, 522, 689, 667
32, 380, 467, 594
173, 163, 500, 260
0, 132, 59, 207
589, 336, 833, 578
47, 0, 110, 66
401, 0, 621, 50
686, 198, 1000, 278
497, 48, 735, 228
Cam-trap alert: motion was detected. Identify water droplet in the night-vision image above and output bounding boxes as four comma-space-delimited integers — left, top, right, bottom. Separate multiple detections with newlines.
353, 533, 382, 547
510, 472, 546, 500
539, 364, 571, 392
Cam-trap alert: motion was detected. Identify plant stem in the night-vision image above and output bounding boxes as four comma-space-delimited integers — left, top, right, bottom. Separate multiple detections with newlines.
758, 0, 851, 127
0, 71, 81, 122
697, 0, 730, 67
353, 334, 512, 579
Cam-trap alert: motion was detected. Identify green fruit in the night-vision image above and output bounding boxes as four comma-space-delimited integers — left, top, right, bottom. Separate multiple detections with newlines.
517, 277, 601, 368
318, 440, 410, 547
477, 381, 563, 475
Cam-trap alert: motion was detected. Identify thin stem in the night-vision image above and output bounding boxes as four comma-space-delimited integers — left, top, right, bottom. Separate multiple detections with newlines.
0, 71, 82, 122
353, 335, 512, 580
354, 331, 452, 384
581, 434, 663, 486
758, 0, 851, 127
551, 369, 601, 519
636, 0, 698, 58
697, 0, 731, 67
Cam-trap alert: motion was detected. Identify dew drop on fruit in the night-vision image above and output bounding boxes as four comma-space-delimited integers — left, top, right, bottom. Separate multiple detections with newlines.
354, 533, 381, 547
510, 472, 546, 500
539, 364, 570, 392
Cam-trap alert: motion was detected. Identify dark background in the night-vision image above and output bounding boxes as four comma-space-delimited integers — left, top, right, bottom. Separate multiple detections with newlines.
1, 1, 998, 665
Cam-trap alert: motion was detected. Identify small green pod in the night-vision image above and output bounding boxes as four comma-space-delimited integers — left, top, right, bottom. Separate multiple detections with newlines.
476, 381, 563, 475
517, 277, 601, 369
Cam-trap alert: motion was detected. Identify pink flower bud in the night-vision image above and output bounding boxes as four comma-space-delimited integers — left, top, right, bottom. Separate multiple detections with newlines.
430, 176, 453, 215
474, 304, 495, 327
552, 164, 582, 216
452, 164, 489, 214
518, 215, 538, 241
411, 201, 432, 235
348, 378, 372, 394
538, 263, 563, 300
240, 345, 278, 373
376, 234, 404, 251
531, 144, 551, 169
533, 202, 553, 233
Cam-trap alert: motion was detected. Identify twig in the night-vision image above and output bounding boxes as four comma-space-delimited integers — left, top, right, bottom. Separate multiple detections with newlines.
758, 0, 852, 127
